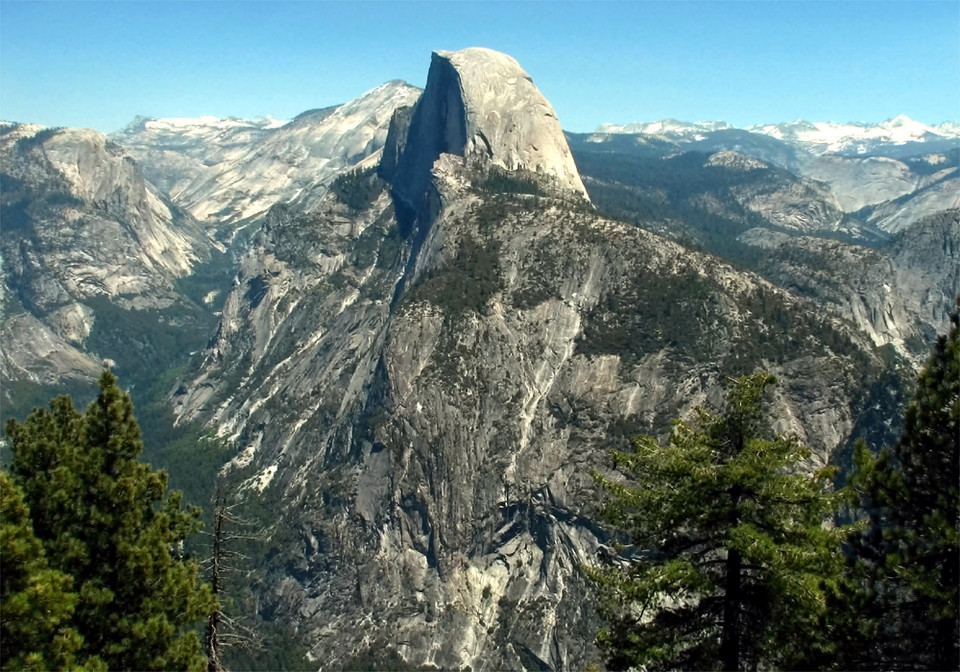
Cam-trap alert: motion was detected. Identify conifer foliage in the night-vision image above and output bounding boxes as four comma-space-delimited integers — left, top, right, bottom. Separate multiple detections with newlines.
845, 300, 959, 670
588, 372, 848, 671
0, 472, 86, 671
2, 371, 214, 671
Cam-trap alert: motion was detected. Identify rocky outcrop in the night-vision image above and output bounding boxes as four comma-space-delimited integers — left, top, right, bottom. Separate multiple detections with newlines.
0, 311, 102, 386
740, 208, 960, 363
728, 161, 846, 234
1, 124, 207, 306
7, 49, 951, 672
798, 154, 920, 212
109, 115, 283, 205
388, 48, 588, 213
162, 49, 928, 671
113, 81, 422, 229
887, 208, 960, 332
861, 171, 960, 234
175, 136, 902, 672
0, 123, 211, 385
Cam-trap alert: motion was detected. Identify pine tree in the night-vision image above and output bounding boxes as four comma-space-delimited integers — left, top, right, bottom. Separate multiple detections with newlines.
4, 371, 215, 671
587, 372, 849, 671
0, 472, 96, 671
845, 300, 959, 669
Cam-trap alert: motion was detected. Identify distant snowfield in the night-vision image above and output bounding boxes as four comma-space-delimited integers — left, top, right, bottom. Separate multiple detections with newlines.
595, 115, 960, 155
143, 115, 288, 132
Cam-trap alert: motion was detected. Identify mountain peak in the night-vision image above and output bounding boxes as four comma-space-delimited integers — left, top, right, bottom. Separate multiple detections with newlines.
886, 113, 914, 127
384, 47, 588, 210
596, 119, 731, 137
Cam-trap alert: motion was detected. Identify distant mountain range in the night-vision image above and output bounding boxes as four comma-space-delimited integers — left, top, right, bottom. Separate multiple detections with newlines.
596, 115, 959, 156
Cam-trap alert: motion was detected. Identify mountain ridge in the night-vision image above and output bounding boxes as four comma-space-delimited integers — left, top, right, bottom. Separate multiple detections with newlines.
595, 114, 960, 156
158, 47, 925, 670
2, 46, 957, 672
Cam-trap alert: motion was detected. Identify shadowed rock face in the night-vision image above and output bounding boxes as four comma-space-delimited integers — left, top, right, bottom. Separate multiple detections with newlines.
388, 48, 588, 212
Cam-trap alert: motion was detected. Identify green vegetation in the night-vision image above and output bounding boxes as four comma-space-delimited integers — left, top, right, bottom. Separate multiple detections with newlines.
406, 234, 503, 315
588, 372, 849, 671
837, 303, 959, 670
13, 127, 64, 152
219, 621, 311, 672
904, 147, 960, 176
569, 147, 836, 266
589, 308, 959, 671
510, 237, 566, 310
723, 288, 872, 376
2, 371, 215, 671
1, 472, 87, 671
0, 378, 98, 434
83, 295, 217, 396
578, 266, 721, 365
478, 166, 544, 196
330, 167, 385, 211
174, 247, 236, 313
0, 168, 83, 234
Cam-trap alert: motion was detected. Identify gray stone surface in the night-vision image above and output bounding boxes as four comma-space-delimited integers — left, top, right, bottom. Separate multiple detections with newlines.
113, 81, 421, 229
390, 48, 588, 213
0, 123, 211, 384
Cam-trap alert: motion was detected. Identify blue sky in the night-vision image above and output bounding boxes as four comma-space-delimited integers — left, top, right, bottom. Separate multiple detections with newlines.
1, 1, 957, 133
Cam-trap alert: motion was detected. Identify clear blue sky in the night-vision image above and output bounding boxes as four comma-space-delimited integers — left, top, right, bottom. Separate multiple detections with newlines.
1, 1, 957, 133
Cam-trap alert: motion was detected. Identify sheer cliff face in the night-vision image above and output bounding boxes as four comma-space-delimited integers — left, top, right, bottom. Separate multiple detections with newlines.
173, 52, 904, 672
386, 48, 588, 212
1, 125, 206, 292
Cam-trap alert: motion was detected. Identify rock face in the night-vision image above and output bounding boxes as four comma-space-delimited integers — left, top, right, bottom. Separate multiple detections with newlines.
798, 155, 921, 212
175, 162, 901, 671
5, 49, 953, 672
113, 81, 421, 230
567, 130, 960, 365
1, 124, 207, 306
386, 48, 588, 212
859, 171, 960, 235
171, 52, 909, 672
109, 115, 284, 207
0, 123, 214, 390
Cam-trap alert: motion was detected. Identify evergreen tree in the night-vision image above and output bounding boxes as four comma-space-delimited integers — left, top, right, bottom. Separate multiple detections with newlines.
4, 371, 215, 671
844, 301, 959, 669
587, 372, 849, 671
0, 472, 95, 671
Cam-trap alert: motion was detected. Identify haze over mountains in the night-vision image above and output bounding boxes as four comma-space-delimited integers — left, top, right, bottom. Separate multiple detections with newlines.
1, 46, 958, 670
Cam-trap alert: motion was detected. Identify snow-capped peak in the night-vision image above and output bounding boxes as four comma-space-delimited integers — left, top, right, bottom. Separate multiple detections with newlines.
116, 114, 289, 138
596, 119, 731, 139
141, 115, 288, 132
747, 116, 956, 153
595, 115, 959, 155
